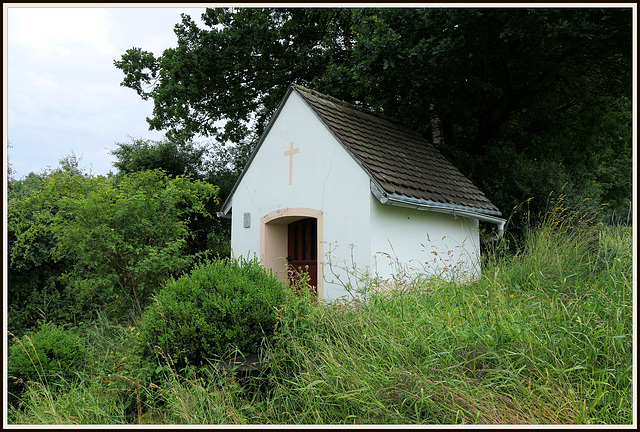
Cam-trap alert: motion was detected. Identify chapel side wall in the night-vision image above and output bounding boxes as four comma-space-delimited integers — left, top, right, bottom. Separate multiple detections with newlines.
369, 197, 481, 283
229, 90, 373, 300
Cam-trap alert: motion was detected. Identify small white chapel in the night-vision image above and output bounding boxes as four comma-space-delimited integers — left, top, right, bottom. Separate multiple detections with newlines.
219, 84, 506, 300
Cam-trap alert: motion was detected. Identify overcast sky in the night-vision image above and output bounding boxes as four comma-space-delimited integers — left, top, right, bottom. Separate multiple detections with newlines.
5, 5, 209, 179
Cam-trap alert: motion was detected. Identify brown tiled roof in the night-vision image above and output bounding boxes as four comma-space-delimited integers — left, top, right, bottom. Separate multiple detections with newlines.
293, 85, 502, 216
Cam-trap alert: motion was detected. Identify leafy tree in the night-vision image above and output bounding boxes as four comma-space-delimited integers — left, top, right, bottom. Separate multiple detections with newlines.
7, 158, 92, 332
9, 168, 219, 321
109, 136, 236, 258
8, 177, 74, 331
336, 8, 632, 228
114, 8, 358, 144
109, 136, 208, 178
115, 7, 632, 232
109, 136, 247, 201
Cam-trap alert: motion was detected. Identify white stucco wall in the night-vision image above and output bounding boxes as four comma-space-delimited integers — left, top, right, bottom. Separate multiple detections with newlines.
229, 90, 372, 299
229, 89, 484, 300
369, 198, 481, 282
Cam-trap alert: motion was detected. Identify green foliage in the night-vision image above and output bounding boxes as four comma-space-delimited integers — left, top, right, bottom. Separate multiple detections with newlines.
114, 8, 358, 144
6, 216, 633, 425
487, 194, 601, 291
338, 8, 632, 236
115, 8, 632, 235
109, 136, 208, 178
8, 167, 219, 327
109, 136, 234, 259
138, 258, 286, 369
260, 210, 632, 424
7, 314, 163, 425
50, 169, 219, 316
8, 322, 90, 400
7, 165, 85, 332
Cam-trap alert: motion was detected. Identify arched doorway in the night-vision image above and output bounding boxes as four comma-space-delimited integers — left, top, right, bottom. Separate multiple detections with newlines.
260, 208, 324, 298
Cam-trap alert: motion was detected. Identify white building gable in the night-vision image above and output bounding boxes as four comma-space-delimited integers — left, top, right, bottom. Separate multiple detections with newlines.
220, 85, 506, 300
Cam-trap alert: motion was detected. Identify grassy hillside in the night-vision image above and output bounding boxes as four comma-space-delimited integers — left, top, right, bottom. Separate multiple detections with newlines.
7, 205, 634, 425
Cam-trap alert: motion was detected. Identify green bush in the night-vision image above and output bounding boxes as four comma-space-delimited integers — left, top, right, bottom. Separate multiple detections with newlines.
8, 322, 90, 398
137, 258, 285, 368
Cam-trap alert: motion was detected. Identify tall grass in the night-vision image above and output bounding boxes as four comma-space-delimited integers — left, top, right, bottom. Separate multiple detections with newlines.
6, 200, 633, 425
261, 197, 633, 424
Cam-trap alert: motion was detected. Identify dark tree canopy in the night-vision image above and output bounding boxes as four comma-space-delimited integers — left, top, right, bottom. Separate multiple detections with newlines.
115, 7, 632, 228
115, 8, 358, 145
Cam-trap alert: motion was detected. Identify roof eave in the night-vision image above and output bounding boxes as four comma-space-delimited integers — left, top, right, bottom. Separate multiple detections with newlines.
371, 181, 506, 236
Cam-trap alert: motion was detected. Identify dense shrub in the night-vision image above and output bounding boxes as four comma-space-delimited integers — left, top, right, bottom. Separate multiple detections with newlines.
8, 322, 90, 398
137, 258, 285, 368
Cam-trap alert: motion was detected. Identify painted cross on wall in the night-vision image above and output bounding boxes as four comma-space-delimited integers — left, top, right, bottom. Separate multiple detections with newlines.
284, 141, 299, 185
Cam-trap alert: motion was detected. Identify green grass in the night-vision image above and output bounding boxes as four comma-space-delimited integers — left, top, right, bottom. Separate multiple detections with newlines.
6, 204, 634, 425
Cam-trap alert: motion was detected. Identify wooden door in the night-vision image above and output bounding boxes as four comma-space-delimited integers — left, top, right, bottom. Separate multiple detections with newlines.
287, 218, 317, 292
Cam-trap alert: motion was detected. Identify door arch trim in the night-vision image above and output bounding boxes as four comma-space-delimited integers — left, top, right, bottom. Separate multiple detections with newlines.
260, 208, 324, 299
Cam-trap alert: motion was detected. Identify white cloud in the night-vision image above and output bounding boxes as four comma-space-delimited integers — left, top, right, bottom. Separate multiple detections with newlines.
8, 7, 116, 59
6, 6, 208, 178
